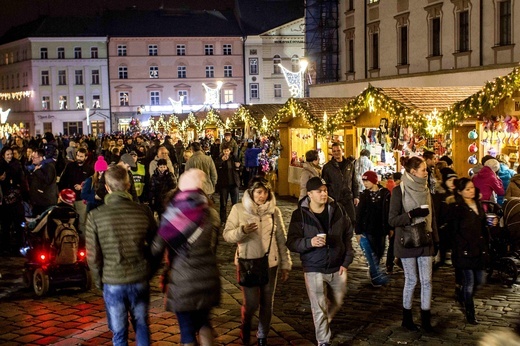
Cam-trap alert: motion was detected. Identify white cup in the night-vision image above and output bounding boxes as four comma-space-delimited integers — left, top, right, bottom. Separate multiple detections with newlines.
420, 204, 429, 209
317, 233, 327, 242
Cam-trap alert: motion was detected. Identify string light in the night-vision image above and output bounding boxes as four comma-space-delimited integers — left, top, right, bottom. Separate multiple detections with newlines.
0, 90, 33, 100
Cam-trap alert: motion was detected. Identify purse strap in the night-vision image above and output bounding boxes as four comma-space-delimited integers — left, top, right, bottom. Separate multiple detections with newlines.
238, 214, 275, 258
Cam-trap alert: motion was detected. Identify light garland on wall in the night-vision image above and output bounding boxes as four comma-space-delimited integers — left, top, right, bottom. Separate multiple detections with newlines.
0, 90, 33, 100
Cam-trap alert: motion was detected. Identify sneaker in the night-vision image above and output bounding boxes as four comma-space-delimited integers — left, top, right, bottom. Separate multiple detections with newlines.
371, 273, 389, 287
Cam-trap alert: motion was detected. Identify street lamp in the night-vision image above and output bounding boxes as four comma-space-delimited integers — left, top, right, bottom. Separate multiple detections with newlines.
85, 107, 90, 135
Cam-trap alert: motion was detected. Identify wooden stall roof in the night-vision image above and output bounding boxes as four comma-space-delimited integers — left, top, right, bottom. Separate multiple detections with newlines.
281, 97, 353, 121
240, 104, 283, 121
379, 87, 483, 114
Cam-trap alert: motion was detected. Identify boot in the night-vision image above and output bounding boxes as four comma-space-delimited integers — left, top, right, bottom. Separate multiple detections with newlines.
401, 308, 419, 331
241, 323, 251, 345
420, 309, 434, 332
464, 299, 479, 325
199, 325, 215, 346
454, 285, 464, 306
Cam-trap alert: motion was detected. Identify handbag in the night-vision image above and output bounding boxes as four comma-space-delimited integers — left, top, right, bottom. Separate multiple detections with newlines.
401, 222, 432, 248
237, 215, 275, 287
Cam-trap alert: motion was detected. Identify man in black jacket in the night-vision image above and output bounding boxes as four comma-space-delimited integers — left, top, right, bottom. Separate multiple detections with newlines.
287, 177, 354, 346
28, 149, 58, 216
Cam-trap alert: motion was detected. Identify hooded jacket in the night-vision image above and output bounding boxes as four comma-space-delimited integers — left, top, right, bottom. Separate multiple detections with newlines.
299, 162, 321, 200
223, 190, 292, 271
286, 197, 354, 273
472, 166, 504, 202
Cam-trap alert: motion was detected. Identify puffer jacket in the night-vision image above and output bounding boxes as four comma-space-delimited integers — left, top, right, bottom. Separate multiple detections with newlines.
505, 174, 520, 200
322, 157, 359, 205
388, 185, 438, 258
151, 206, 221, 313
299, 162, 320, 200
86, 191, 157, 289
472, 166, 504, 202
497, 163, 515, 204
223, 191, 292, 271
286, 197, 354, 273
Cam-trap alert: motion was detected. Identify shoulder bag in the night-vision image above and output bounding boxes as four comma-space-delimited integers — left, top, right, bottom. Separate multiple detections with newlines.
237, 215, 275, 287
401, 222, 432, 248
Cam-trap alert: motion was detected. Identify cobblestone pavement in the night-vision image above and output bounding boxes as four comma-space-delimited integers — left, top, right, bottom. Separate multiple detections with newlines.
0, 194, 519, 345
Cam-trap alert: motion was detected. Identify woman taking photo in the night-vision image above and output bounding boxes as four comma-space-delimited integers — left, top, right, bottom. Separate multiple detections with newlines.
389, 156, 438, 332
446, 178, 490, 325
223, 176, 292, 346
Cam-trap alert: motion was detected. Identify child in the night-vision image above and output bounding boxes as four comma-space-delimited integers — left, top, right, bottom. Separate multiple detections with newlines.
149, 159, 176, 218
356, 170, 391, 286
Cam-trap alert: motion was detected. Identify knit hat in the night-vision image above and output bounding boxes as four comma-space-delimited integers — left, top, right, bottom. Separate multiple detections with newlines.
94, 156, 108, 172
306, 177, 328, 192
59, 189, 76, 205
440, 167, 458, 183
120, 153, 136, 168
362, 171, 378, 185
484, 158, 500, 173
439, 155, 453, 166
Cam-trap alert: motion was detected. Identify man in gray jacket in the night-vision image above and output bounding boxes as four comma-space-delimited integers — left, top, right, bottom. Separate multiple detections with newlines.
86, 165, 157, 345
185, 141, 218, 196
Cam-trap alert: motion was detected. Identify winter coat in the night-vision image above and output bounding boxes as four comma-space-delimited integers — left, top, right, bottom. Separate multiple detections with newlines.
151, 205, 221, 313
497, 163, 515, 204
148, 169, 176, 213
81, 175, 104, 212
86, 191, 157, 289
472, 166, 504, 202
355, 185, 391, 236
223, 191, 292, 271
220, 138, 239, 157
322, 157, 359, 206
355, 156, 373, 192
505, 174, 520, 200
432, 182, 454, 235
148, 155, 176, 177
446, 196, 490, 270
245, 147, 262, 168
28, 161, 58, 209
286, 197, 354, 273
58, 162, 94, 200
0, 157, 27, 200
216, 153, 241, 189
185, 151, 218, 195
299, 162, 321, 200
388, 185, 439, 258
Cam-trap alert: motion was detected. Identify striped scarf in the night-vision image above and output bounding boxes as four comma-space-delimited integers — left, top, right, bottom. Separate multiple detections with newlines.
158, 189, 208, 250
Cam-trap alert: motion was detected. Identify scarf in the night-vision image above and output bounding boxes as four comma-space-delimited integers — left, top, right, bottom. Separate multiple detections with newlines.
401, 171, 433, 232
158, 189, 208, 250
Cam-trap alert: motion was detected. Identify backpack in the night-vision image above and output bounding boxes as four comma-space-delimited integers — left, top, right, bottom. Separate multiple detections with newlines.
52, 218, 79, 265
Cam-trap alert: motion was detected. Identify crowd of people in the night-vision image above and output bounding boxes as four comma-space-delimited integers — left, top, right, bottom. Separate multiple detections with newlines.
2, 129, 520, 346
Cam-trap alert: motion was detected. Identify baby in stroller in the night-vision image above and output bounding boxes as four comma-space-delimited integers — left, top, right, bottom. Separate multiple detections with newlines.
22, 189, 89, 296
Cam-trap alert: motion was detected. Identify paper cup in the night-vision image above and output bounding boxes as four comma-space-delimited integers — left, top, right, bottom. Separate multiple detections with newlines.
486, 213, 497, 226
317, 233, 327, 242
420, 204, 429, 209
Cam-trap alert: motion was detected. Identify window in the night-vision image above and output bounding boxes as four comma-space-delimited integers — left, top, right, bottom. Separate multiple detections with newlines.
57, 47, 65, 59
149, 66, 159, 78
250, 83, 259, 99
224, 89, 234, 103
43, 122, 52, 134
59, 96, 68, 110
224, 65, 233, 77
347, 39, 354, 72
458, 10, 469, 52
91, 47, 98, 58
274, 84, 282, 98
58, 70, 67, 85
75, 70, 83, 85
499, 0, 512, 45
176, 44, 186, 56
177, 66, 186, 78
4, 53, 8, 65
431, 17, 441, 56
399, 26, 408, 65
117, 45, 127, 56
204, 44, 214, 55
118, 66, 128, 79
63, 122, 83, 136
178, 90, 188, 103
150, 91, 160, 105
91, 69, 99, 84
16, 73, 19, 88
223, 44, 232, 55
22, 72, 28, 87
206, 65, 214, 78
41, 70, 49, 85
249, 58, 259, 75
42, 96, 50, 110
370, 33, 379, 69
92, 95, 100, 108
76, 95, 84, 109
74, 47, 82, 59
148, 44, 158, 56
40, 48, 48, 59
348, 0, 354, 10
367, 0, 379, 3
291, 55, 300, 72
273, 55, 281, 74
119, 92, 129, 106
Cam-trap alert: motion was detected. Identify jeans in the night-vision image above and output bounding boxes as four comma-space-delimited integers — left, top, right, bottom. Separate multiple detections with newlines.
103, 282, 150, 346
176, 309, 212, 344
365, 233, 386, 264
219, 185, 239, 223
462, 269, 485, 302
241, 266, 278, 339
304, 270, 347, 344
401, 256, 433, 310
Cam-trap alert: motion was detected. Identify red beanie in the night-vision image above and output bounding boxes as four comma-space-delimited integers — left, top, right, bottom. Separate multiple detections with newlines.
362, 171, 378, 185
59, 189, 76, 205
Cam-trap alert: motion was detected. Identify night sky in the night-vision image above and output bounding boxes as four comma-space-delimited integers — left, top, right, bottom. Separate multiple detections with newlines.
0, 0, 235, 37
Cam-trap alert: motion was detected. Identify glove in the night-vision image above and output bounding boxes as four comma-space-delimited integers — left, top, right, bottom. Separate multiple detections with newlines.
408, 207, 429, 218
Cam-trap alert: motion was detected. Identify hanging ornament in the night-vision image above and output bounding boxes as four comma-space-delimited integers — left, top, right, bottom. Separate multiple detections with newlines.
468, 129, 478, 139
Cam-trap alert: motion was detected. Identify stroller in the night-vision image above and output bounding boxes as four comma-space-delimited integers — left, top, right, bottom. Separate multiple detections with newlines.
482, 201, 520, 286
21, 206, 91, 296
